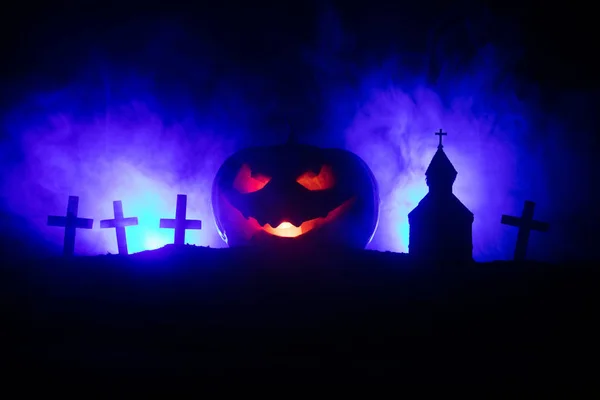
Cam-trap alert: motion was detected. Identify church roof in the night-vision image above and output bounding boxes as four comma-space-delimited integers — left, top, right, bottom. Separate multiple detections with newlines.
425, 147, 457, 178
408, 130, 473, 222
408, 192, 474, 219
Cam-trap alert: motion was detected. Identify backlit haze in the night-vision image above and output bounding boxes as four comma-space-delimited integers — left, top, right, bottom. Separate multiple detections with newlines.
0, 6, 593, 261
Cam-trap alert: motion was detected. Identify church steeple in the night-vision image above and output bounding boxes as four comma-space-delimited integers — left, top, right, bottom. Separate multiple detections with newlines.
425, 129, 457, 194
408, 128, 474, 263
408, 129, 473, 263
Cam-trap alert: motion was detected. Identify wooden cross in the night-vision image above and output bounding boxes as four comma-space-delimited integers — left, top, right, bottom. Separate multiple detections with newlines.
100, 200, 139, 255
159, 194, 202, 245
501, 200, 549, 261
47, 195, 94, 256
435, 129, 447, 148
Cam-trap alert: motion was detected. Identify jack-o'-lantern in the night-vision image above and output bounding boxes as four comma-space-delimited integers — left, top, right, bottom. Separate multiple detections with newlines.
211, 135, 379, 249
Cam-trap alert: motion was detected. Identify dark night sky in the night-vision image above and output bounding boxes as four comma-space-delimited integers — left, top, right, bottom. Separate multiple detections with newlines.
1, 1, 598, 144
1, 0, 599, 260
3, 1, 598, 99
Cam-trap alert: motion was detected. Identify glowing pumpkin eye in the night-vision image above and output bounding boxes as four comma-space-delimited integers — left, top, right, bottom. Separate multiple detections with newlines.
234, 164, 271, 193
296, 165, 335, 191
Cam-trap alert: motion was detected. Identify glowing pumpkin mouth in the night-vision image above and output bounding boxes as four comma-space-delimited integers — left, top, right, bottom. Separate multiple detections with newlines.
248, 197, 355, 238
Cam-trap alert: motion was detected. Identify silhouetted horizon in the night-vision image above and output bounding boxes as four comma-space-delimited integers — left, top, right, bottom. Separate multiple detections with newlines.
1, 1, 598, 261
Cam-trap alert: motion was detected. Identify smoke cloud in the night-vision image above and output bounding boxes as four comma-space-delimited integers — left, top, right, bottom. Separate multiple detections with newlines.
0, 8, 591, 261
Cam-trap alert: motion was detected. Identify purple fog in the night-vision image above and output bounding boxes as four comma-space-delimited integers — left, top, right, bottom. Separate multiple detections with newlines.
344, 87, 527, 260
3, 101, 233, 255
0, 9, 590, 261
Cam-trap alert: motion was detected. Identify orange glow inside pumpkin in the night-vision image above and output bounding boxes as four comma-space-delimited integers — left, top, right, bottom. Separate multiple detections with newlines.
263, 221, 302, 238
234, 164, 271, 193
258, 197, 354, 237
220, 196, 356, 239
296, 165, 335, 191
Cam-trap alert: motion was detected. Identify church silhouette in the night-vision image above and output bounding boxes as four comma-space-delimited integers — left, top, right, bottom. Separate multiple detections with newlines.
408, 129, 474, 263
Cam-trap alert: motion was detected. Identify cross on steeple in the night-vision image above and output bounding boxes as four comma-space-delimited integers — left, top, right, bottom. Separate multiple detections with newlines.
435, 129, 447, 148
160, 194, 202, 245
501, 200, 549, 261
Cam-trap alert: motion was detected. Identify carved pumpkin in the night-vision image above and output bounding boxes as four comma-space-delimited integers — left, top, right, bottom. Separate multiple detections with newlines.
211, 137, 380, 249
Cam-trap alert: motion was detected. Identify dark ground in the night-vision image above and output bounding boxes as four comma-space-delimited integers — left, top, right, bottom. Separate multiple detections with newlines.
1, 244, 598, 388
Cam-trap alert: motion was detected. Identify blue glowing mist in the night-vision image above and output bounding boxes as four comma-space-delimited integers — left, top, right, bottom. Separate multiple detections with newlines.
0, 9, 592, 261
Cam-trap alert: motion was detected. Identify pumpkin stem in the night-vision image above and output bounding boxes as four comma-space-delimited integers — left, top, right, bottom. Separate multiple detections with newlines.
286, 122, 297, 145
